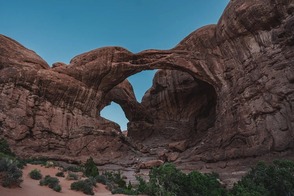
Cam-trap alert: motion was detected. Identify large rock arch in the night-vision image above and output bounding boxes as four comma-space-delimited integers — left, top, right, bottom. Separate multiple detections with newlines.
0, 0, 293, 164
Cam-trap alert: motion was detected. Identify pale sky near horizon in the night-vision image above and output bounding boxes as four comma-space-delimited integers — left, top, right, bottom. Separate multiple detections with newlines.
0, 0, 230, 131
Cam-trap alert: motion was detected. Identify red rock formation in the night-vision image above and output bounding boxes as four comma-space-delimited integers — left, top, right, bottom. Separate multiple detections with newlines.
0, 0, 293, 165
0, 36, 136, 165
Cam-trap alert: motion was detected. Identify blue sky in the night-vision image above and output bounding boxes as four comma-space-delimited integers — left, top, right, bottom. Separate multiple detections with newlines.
0, 0, 229, 131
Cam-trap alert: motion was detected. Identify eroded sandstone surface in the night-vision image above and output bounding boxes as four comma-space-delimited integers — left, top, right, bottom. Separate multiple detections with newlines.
0, 0, 293, 167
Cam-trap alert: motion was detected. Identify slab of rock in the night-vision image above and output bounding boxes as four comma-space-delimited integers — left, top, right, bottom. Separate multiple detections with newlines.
139, 160, 164, 169
167, 152, 180, 162
168, 140, 188, 152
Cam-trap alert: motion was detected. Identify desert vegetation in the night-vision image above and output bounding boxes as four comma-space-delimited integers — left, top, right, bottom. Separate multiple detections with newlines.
39, 175, 62, 192
1, 137, 294, 195
0, 138, 23, 188
29, 169, 42, 180
55, 171, 65, 177
70, 178, 97, 195
0, 158, 23, 188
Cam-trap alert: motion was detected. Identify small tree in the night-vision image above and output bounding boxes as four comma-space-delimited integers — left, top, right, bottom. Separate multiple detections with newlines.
0, 158, 23, 187
0, 138, 15, 156
84, 157, 99, 177
230, 160, 294, 196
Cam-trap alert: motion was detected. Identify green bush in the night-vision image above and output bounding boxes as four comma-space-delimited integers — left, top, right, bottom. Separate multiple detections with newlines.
53, 184, 62, 192
15, 159, 27, 169
186, 171, 226, 196
0, 138, 15, 157
29, 169, 42, 180
71, 179, 95, 195
104, 171, 126, 188
136, 163, 225, 196
84, 157, 99, 178
111, 181, 138, 195
95, 174, 107, 185
94, 170, 139, 195
39, 175, 60, 188
0, 158, 23, 188
56, 171, 65, 177
25, 158, 48, 166
111, 186, 138, 195
230, 160, 294, 196
85, 177, 97, 187
66, 172, 79, 180
64, 165, 83, 172
0, 153, 26, 170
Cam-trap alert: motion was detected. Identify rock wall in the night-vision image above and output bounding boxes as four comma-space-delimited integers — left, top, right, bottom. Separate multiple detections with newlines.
0, 0, 293, 164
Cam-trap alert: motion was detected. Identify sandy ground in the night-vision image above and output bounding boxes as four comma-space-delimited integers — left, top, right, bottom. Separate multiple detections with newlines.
0, 164, 126, 196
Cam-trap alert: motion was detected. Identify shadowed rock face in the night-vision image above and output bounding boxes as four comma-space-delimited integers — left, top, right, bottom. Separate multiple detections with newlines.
0, 0, 293, 165
128, 69, 217, 147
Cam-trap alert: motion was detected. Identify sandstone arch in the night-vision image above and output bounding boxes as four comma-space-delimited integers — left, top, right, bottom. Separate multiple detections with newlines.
0, 0, 293, 164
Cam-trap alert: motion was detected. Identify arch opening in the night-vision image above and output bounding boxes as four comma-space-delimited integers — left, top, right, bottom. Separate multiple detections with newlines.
99, 67, 218, 148
100, 102, 129, 131
128, 70, 157, 102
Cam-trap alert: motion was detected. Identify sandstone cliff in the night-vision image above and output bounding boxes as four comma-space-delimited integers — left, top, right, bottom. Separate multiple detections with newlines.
0, 0, 293, 165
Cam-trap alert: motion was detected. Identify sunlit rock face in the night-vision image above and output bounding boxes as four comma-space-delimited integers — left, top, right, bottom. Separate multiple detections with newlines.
0, 0, 293, 164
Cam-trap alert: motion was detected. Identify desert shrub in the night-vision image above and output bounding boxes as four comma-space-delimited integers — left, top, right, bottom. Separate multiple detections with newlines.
111, 186, 138, 195
136, 163, 225, 196
64, 165, 83, 172
0, 158, 23, 188
104, 171, 126, 188
39, 175, 59, 188
56, 171, 65, 177
186, 171, 226, 196
66, 172, 79, 180
53, 184, 62, 192
136, 176, 148, 194
29, 169, 42, 180
0, 153, 26, 170
142, 163, 187, 196
98, 170, 138, 195
95, 174, 107, 184
71, 179, 95, 195
84, 157, 99, 177
85, 176, 97, 187
25, 158, 48, 166
39, 175, 62, 192
111, 181, 138, 195
0, 138, 15, 157
230, 160, 294, 196
15, 159, 27, 169
0, 152, 13, 160
45, 161, 55, 168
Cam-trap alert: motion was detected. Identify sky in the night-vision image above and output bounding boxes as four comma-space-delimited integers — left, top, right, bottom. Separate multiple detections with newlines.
0, 0, 229, 131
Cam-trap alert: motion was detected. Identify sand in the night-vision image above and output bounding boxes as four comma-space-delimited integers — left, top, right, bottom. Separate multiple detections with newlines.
0, 164, 126, 196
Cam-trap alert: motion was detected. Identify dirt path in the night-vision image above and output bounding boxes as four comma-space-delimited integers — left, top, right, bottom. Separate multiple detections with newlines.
0, 164, 125, 196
